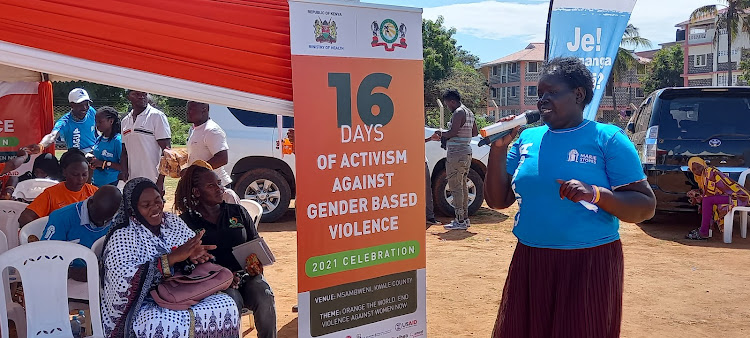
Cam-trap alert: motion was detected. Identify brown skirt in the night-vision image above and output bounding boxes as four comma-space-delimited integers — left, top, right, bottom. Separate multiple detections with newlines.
492, 240, 624, 338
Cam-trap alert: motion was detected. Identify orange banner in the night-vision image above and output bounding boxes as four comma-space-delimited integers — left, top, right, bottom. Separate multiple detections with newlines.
290, 2, 426, 335
294, 55, 426, 292
0, 82, 49, 161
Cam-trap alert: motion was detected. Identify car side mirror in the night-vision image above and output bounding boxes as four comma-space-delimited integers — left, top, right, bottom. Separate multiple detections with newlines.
626, 122, 635, 133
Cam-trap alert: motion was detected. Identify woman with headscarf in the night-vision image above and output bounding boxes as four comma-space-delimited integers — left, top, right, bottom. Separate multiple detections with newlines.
100, 178, 239, 338
175, 162, 277, 338
685, 156, 750, 240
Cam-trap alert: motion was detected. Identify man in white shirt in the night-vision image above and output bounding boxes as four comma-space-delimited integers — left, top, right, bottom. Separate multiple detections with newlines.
120, 90, 171, 192
185, 101, 239, 203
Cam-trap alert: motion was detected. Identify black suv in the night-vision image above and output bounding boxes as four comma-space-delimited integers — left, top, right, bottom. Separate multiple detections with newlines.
627, 87, 750, 212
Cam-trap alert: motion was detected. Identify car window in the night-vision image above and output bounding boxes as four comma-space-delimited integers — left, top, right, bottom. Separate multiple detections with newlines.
228, 108, 294, 128
658, 93, 750, 139
635, 96, 652, 132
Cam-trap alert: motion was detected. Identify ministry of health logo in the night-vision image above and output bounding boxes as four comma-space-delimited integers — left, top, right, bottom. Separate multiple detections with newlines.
314, 18, 337, 43
371, 19, 407, 51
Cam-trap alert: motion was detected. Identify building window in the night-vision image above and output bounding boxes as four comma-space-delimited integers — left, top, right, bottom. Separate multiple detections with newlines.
636, 63, 646, 75
527, 86, 538, 97
492, 66, 497, 76
511, 86, 517, 97
694, 54, 707, 67
527, 62, 539, 73
636, 88, 645, 98
718, 74, 727, 86
491, 88, 497, 98
510, 62, 518, 74
605, 83, 613, 97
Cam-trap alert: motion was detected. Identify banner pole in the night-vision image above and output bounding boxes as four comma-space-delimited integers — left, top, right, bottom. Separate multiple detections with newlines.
544, 0, 554, 61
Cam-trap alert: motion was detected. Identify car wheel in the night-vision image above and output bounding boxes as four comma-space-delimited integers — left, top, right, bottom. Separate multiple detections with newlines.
432, 167, 484, 218
234, 168, 291, 223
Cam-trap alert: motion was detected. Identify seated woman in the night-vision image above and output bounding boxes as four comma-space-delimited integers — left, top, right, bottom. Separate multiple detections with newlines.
18, 152, 62, 182
101, 178, 239, 337
176, 163, 277, 338
18, 149, 98, 227
686, 157, 750, 240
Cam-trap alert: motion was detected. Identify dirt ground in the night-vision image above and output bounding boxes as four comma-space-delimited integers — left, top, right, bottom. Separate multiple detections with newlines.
251, 202, 750, 338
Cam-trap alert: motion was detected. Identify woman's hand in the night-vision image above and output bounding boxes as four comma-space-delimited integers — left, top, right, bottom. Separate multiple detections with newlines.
556, 179, 596, 203
168, 231, 217, 265
490, 115, 520, 149
231, 275, 241, 289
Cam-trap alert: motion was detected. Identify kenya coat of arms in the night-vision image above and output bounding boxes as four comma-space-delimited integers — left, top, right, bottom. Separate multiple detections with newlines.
314, 18, 337, 43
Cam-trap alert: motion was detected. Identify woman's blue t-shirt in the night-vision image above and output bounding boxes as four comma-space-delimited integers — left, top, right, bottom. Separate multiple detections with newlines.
506, 120, 646, 249
91, 134, 122, 186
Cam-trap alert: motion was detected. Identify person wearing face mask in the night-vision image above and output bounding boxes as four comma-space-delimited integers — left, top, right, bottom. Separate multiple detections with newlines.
18, 149, 98, 227
484, 57, 656, 337
37, 88, 98, 153
100, 178, 239, 338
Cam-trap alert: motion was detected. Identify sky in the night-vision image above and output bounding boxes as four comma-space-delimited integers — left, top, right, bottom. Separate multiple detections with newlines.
367, 0, 718, 63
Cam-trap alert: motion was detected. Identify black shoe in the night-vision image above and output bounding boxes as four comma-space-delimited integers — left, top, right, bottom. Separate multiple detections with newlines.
426, 218, 442, 225
685, 229, 708, 240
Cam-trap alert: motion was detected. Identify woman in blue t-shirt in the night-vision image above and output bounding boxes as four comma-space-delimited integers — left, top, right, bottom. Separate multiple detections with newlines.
90, 106, 123, 187
484, 57, 656, 338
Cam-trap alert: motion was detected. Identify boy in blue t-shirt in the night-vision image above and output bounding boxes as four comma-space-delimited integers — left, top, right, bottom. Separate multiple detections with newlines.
90, 106, 124, 186
41, 186, 121, 276
38, 88, 98, 153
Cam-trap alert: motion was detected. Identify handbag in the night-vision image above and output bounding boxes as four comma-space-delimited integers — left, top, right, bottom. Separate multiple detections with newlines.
150, 262, 233, 310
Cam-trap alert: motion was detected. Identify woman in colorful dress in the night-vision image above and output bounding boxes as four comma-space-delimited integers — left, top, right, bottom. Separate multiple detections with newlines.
685, 156, 750, 240
100, 177, 239, 338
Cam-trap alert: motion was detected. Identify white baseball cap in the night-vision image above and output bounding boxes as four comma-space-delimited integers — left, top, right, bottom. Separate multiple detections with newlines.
68, 88, 91, 103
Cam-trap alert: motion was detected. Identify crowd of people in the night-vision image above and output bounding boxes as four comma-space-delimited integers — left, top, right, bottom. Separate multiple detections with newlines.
3, 57, 748, 338
1, 88, 276, 338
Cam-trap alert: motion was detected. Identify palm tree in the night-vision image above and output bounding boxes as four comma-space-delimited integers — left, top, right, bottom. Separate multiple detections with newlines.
608, 24, 651, 121
690, 1, 750, 86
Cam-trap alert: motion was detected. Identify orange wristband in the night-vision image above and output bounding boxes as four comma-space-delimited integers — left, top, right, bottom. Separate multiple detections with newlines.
591, 185, 601, 204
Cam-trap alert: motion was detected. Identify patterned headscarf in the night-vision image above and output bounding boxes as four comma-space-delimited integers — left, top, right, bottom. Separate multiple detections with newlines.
99, 177, 159, 284
688, 157, 707, 190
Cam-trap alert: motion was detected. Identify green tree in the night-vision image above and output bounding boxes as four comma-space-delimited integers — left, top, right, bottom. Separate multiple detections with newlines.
53, 81, 128, 111
691, 1, 750, 86
608, 24, 651, 113
739, 48, 750, 84
422, 16, 457, 81
639, 45, 684, 94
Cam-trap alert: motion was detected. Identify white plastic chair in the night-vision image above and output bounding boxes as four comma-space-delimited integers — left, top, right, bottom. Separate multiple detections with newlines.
723, 168, 750, 243
0, 241, 104, 338
0, 200, 29, 250
11, 179, 57, 202
0, 231, 26, 338
240, 199, 263, 228
0, 200, 29, 284
91, 237, 105, 259
19, 216, 48, 245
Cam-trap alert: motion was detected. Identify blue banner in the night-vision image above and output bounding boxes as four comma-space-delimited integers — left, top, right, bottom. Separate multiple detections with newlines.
547, 0, 637, 120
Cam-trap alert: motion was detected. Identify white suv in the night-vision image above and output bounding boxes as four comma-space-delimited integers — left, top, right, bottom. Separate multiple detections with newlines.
209, 104, 490, 222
